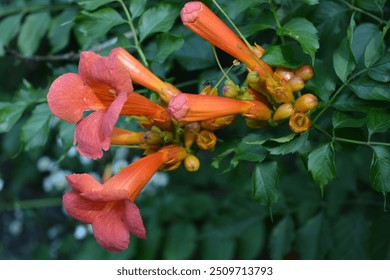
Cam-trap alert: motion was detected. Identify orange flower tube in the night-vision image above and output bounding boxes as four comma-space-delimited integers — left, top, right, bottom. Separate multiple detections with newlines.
110, 127, 145, 146
111, 47, 181, 102
180, 1, 272, 77
167, 93, 271, 122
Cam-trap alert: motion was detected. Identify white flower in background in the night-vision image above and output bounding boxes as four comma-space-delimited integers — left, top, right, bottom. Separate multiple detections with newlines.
0, 177, 4, 192
74, 225, 88, 240
67, 146, 78, 158
112, 159, 129, 174
43, 170, 71, 192
142, 172, 170, 195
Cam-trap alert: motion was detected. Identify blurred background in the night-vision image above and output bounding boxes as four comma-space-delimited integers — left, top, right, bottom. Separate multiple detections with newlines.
1, 0, 390, 259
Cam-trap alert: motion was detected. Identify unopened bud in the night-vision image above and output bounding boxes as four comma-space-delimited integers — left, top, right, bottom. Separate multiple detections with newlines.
273, 103, 295, 121
143, 131, 162, 145
184, 154, 200, 172
222, 80, 239, 98
294, 65, 314, 81
246, 71, 260, 84
288, 75, 305, 92
289, 112, 311, 134
252, 43, 265, 59
184, 122, 201, 148
196, 130, 217, 150
294, 93, 318, 112
275, 67, 294, 81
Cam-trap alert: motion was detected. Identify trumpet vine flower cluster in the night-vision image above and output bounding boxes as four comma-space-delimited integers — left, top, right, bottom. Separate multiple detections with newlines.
47, 1, 319, 252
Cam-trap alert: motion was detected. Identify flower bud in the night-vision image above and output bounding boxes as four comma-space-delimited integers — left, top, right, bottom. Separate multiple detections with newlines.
143, 131, 162, 145
184, 122, 201, 148
288, 75, 305, 92
273, 103, 295, 121
222, 80, 239, 98
184, 154, 200, 172
252, 43, 266, 58
275, 67, 294, 81
266, 73, 294, 104
294, 65, 314, 81
294, 93, 318, 112
246, 71, 260, 84
289, 112, 311, 134
196, 130, 217, 150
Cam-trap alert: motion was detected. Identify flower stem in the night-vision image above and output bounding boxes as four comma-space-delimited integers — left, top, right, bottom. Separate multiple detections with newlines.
0, 197, 63, 212
269, 0, 285, 45
339, 0, 386, 25
313, 124, 390, 147
117, 0, 148, 67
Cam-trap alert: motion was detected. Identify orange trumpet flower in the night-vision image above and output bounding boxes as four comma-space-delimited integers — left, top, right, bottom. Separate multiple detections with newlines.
63, 145, 186, 252
47, 51, 172, 159
180, 1, 272, 77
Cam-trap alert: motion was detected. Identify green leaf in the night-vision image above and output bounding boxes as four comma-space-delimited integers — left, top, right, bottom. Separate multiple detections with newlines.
270, 216, 295, 259
163, 222, 196, 259
350, 74, 390, 101
152, 33, 184, 64
130, 0, 147, 19
329, 213, 370, 259
356, 0, 387, 13
307, 143, 336, 191
332, 111, 365, 129
266, 133, 309, 155
20, 103, 52, 151
175, 35, 215, 71
367, 109, 390, 137
368, 216, 390, 259
368, 51, 390, 83
277, 17, 319, 64
370, 146, 390, 197
48, 9, 77, 54
365, 32, 384, 68
240, 10, 275, 37
0, 102, 28, 133
237, 222, 265, 259
0, 14, 22, 56
352, 23, 380, 68
295, 212, 331, 259
262, 45, 300, 68
304, 0, 319, 5
17, 12, 51, 56
305, 60, 336, 102
58, 121, 75, 152
138, 4, 179, 42
224, 0, 267, 19
252, 161, 280, 205
77, 0, 116, 11
75, 8, 125, 49
201, 236, 235, 260
333, 37, 356, 82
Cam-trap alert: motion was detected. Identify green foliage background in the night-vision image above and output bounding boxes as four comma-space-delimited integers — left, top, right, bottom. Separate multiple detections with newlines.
0, 0, 389, 259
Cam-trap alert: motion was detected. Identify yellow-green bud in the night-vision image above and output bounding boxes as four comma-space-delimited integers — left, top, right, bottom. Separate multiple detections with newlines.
294, 93, 318, 112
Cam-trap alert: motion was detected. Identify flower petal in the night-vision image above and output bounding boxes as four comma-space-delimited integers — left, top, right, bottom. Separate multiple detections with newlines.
92, 55, 134, 95
100, 90, 128, 151
66, 173, 103, 194
63, 191, 106, 223
73, 110, 106, 159
92, 202, 130, 252
124, 200, 146, 239
47, 73, 104, 123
